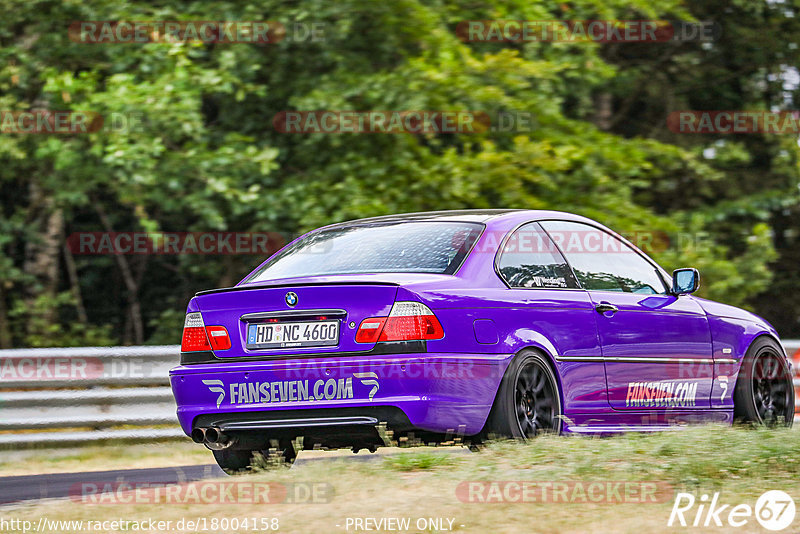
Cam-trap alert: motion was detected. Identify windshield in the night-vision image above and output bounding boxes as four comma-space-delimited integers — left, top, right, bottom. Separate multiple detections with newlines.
245, 221, 484, 282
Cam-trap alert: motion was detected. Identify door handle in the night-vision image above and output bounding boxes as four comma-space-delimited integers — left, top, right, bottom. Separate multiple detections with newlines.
595, 302, 618, 315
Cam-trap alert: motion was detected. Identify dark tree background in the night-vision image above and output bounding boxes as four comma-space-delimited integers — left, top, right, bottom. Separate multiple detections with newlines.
1, 0, 798, 346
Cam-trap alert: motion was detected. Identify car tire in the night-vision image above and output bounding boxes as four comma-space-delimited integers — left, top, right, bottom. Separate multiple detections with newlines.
213, 440, 297, 474
486, 349, 562, 439
733, 337, 795, 426
213, 449, 258, 474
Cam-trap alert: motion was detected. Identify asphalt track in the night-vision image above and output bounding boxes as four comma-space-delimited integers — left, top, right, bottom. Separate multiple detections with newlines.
0, 464, 225, 505
0, 448, 470, 506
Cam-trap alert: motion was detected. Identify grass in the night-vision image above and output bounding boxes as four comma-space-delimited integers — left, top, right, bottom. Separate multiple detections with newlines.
384, 451, 462, 471
0, 425, 798, 533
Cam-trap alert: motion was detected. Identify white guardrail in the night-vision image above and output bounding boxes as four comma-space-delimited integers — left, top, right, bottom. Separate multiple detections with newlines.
0, 345, 180, 447
0, 342, 799, 448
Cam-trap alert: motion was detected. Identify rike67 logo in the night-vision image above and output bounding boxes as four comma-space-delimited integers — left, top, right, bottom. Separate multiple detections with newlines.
669, 490, 796, 531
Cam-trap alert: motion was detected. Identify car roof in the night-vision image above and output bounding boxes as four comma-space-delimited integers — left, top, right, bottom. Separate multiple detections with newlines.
327, 209, 591, 226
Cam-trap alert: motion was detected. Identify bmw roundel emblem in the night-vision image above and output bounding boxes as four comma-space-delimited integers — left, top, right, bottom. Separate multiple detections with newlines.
285, 292, 298, 307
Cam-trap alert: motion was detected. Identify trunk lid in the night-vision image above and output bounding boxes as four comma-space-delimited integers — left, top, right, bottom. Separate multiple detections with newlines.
192, 282, 399, 358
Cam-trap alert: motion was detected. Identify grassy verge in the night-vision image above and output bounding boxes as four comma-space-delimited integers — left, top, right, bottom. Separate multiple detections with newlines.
0, 425, 798, 533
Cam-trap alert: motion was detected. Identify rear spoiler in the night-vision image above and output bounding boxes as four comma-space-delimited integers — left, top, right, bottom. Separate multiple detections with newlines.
195, 280, 400, 297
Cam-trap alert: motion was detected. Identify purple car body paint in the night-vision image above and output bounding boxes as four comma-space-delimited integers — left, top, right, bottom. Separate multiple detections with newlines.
170, 209, 793, 459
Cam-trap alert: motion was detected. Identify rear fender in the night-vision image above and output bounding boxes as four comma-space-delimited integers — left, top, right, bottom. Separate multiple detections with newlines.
501, 329, 559, 362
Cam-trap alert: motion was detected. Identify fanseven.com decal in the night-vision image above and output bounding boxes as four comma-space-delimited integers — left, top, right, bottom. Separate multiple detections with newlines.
626, 381, 698, 408
203, 374, 380, 407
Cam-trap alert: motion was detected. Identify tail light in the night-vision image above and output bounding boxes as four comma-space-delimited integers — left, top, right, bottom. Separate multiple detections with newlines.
181, 313, 210, 352
355, 317, 387, 343
355, 302, 444, 343
181, 312, 231, 352
205, 325, 231, 351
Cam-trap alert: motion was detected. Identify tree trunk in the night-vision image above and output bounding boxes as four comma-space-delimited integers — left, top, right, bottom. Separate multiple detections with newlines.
23, 180, 63, 336
0, 285, 12, 348
593, 92, 613, 131
63, 240, 88, 324
95, 205, 144, 344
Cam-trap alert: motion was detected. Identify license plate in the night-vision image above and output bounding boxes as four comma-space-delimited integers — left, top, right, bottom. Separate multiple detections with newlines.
246, 320, 339, 349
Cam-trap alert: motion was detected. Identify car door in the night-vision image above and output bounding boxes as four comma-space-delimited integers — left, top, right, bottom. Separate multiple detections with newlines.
494, 222, 606, 413
540, 220, 714, 411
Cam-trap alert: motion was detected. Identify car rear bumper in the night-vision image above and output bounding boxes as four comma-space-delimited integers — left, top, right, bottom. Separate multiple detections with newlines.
169, 352, 513, 436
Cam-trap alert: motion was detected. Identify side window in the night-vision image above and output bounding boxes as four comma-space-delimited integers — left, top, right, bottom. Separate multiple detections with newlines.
496, 222, 579, 289
540, 220, 667, 295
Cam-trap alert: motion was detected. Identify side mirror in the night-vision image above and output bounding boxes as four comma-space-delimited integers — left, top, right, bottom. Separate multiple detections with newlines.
672, 268, 699, 295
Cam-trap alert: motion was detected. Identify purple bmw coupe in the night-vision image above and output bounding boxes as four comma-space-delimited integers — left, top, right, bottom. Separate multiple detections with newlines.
170, 210, 795, 471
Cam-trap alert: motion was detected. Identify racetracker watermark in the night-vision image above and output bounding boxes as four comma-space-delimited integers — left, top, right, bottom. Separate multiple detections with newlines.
1, 517, 280, 533
458, 229, 711, 255
668, 358, 793, 381
70, 481, 332, 504
0, 356, 166, 383
668, 111, 800, 134
455, 20, 719, 42
69, 21, 326, 43
0, 111, 144, 134
280, 361, 497, 381
67, 232, 285, 255
273, 111, 492, 134
291, 228, 709, 256
456, 481, 674, 503
0, 357, 101, 381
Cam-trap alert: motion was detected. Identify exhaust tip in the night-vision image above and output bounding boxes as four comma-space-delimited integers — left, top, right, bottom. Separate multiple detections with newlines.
202, 427, 234, 450
205, 427, 221, 443
191, 428, 206, 443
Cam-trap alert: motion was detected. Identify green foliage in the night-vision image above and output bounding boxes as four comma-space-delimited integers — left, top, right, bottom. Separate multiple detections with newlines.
9, 292, 114, 347
0, 0, 798, 344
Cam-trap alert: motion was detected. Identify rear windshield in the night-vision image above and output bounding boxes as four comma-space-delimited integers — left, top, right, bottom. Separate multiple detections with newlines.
245, 221, 483, 282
